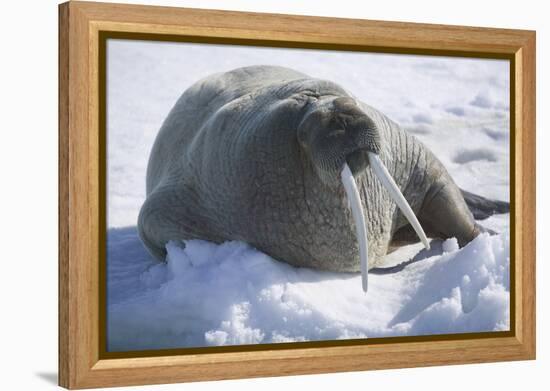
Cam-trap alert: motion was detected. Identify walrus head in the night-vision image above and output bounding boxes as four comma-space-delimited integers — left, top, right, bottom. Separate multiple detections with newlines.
297, 96, 381, 183
297, 96, 430, 292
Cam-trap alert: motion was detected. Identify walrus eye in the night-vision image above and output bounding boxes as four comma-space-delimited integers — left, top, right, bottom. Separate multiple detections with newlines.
341, 154, 430, 293
327, 128, 346, 138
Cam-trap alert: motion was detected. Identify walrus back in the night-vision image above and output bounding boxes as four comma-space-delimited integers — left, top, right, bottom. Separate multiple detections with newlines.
139, 66, 311, 260
145, 66, 308, 195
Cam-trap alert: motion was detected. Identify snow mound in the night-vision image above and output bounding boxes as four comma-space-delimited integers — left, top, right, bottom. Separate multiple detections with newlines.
107, 231, 509, 351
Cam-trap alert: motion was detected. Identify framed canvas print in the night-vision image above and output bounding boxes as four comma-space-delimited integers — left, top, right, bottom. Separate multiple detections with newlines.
58, 1, 536, 389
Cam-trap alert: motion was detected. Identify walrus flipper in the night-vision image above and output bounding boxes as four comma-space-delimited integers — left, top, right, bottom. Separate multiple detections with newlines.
460, 189, 510, 220
390, 187, 509, 250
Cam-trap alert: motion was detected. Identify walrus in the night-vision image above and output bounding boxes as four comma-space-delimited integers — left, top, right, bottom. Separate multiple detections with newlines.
138, 65, 509, 291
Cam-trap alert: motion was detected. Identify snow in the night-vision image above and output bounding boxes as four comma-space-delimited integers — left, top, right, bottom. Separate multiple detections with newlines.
108, 232, 509, 350
106, 39, 510, 351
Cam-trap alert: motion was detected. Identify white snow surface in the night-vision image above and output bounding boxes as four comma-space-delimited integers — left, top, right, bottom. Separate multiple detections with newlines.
106, 40, 510, 351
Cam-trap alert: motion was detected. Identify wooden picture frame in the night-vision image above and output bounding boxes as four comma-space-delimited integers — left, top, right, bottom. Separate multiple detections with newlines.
59, 1, 536, 389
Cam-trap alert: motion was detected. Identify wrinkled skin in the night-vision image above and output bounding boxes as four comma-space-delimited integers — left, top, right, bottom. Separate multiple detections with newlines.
138, 65, 481, 271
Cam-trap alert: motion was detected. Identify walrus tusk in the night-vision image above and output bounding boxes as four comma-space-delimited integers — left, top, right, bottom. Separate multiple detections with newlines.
367, 152, 431, 251
341, 163, 369, 292
341, 154, 431, 292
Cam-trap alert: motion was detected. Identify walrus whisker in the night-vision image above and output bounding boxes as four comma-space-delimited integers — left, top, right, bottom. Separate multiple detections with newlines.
341, 163, 369, 292
367, 152, 430, 250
